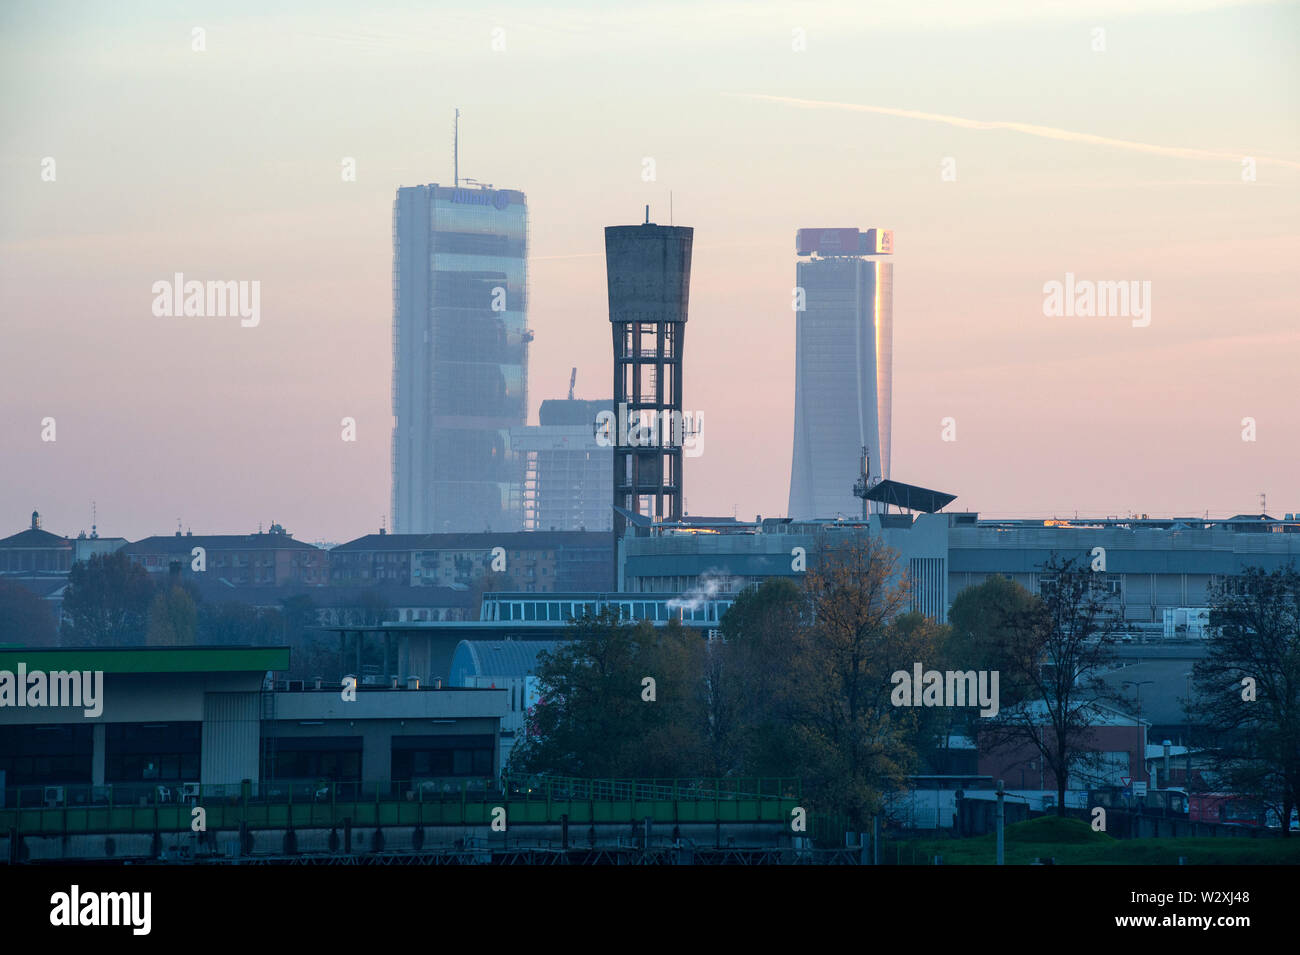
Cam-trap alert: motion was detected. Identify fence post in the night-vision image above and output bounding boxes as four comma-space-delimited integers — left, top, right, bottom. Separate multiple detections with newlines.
996, 779, 1005, 866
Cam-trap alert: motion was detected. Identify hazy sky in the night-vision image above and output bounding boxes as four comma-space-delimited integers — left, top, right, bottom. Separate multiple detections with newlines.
2, 0, 1297, 544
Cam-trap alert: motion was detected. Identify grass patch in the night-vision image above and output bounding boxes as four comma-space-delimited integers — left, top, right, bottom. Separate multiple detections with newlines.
882, 818, 1300, 865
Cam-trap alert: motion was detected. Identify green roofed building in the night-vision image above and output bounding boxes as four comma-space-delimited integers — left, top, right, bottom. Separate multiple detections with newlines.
0, 645, 507, 811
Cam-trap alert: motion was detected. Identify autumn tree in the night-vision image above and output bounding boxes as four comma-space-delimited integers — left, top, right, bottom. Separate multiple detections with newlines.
146, 585, 199, 646
791, 533, 942, 829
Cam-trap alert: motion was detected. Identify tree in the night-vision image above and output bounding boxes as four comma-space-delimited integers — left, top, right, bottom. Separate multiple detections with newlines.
354, 587, 391, 627
948, 575, 1039, 709
713, 577, 807, 778
279, 594, 338, 682
198, 601, 283, 646
468, 571, 512, 619
510, 608, 709, 779
0, 579, 58, 646
512, 534, 943, 829
982, 554, 1122, 815
146, 585, 198, 646
1191, 563, 1300, 836
62, 551, 156, 646
791, 533, 941, 828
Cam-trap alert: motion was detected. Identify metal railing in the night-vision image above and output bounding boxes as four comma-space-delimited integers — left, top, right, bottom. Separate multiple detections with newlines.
501, 775, 800, 803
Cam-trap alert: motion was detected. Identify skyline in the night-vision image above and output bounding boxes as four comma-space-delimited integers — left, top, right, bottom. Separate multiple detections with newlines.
2, 0, 1297, 542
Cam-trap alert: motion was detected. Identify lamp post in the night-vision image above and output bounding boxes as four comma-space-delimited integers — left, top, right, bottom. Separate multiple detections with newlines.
1123, 680, 1154, 720
1184, 671, 1194, 793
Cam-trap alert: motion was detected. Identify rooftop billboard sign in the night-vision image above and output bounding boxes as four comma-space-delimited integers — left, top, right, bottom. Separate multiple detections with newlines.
795, 228, 894, 256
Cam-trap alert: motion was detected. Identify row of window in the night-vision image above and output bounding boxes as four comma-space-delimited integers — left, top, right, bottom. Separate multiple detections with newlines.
484, 599, 732, 623
264, 735, 494, 782
0, 726, 495, 786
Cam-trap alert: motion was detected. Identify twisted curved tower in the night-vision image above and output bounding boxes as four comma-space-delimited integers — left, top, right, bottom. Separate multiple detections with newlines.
788, 227, 893, 519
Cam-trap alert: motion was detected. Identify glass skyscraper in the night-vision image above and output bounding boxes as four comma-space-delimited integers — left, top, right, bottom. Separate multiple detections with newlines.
788, 228, 893, 520
391, 184, 529, 533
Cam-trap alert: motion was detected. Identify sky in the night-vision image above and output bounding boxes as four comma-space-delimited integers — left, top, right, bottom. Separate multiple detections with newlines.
1, 0, 1297, 544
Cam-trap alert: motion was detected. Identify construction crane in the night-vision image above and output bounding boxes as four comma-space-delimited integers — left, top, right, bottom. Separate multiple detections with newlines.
567, 367, 577, 401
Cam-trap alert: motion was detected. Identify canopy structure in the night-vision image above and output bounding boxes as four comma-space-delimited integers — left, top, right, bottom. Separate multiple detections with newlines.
860, 479, 957, 514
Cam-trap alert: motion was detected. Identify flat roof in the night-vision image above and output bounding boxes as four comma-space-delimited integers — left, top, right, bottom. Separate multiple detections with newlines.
0, 646, 291, 673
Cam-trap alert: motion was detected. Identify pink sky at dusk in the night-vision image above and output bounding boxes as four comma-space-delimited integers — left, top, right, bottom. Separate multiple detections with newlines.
2, 1, 1296, 543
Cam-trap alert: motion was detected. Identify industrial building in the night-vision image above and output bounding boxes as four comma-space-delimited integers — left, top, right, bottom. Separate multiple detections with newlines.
619, 510, 1300, 627
0, 646, 507, 806
947, 513, 1300, 625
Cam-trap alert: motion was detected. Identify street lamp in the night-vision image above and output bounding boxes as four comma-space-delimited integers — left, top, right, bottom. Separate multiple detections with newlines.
1183, 671, 1195, 793
1122, 680, 1154, 720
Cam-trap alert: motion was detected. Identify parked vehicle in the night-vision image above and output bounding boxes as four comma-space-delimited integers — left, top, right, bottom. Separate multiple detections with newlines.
1189, 792, 1266, 827
1087, 785, 1189, 817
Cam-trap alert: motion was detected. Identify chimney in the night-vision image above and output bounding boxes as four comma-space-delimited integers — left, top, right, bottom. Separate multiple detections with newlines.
391, 677, 399, 689
31, 510, 40, 530
313, 677, 322, 690
406, 676, 420, 690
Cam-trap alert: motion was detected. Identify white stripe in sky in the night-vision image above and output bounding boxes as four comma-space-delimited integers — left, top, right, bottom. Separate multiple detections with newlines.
737, 93, 1300, 171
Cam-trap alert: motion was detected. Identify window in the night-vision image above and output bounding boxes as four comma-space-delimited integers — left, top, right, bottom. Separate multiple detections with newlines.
391, 735, 494, 780
0, 725, 93, 785
263, 737, 362, 782
105, 723, 201, 784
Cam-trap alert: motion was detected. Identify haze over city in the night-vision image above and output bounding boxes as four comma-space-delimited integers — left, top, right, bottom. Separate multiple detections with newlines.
3, 0, 1297, 542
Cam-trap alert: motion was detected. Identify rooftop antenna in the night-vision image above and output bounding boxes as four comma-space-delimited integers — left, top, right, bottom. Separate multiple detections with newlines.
852, 446, 878, 519
453, 108, 459, 187
645, 204, 650, 225
1260, 492, 1267, 515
